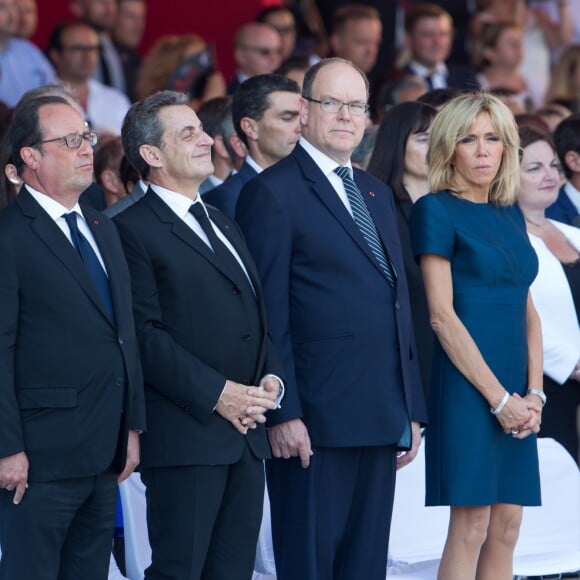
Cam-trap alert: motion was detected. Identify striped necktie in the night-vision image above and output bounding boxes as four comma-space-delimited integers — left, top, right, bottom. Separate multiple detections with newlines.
334, 166, 397, 287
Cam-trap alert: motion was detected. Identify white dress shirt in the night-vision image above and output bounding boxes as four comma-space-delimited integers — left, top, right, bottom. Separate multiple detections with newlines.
528, 220, 580, 384
26, 186, 108, 274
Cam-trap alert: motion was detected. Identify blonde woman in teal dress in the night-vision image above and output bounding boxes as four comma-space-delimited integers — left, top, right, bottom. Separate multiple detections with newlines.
411, 93, 544, 580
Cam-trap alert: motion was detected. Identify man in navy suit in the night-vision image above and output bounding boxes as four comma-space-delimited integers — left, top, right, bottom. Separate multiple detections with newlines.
547, 113, 580, 227
204, 74, 301, 218
0, 95, 145, 579
400, 3, 479, 92
236, 58, 427, 580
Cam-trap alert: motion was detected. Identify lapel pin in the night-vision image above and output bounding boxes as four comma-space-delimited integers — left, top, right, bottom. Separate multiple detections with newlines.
93, 219, 100, 225
224, 224, 230, 230
369, 191, 375, 198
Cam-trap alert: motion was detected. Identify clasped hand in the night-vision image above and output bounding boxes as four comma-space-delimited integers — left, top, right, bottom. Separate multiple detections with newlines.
216, 376, 280, 435
496, 393, 542, 439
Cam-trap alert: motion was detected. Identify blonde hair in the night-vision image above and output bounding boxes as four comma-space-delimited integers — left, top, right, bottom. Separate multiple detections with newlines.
428, 92, 520, 206
544, 45, 580, 105
136, 34, 206, 100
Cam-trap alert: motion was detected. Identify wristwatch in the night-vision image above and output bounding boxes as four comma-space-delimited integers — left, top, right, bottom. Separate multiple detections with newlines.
527, 388, 547, 407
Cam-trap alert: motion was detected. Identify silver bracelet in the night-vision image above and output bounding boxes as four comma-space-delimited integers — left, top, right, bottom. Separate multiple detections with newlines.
527, 388, 547, 407
490, 391, 510, 415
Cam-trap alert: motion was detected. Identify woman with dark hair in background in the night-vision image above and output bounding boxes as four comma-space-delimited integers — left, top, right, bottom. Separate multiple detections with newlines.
516, 126, 580, 463
367, 101, 437, 392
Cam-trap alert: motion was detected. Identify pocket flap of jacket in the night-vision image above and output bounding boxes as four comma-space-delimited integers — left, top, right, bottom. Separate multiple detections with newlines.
17, 388, 78, 409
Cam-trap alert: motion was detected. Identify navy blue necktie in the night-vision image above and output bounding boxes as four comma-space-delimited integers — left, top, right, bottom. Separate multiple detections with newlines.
334, 166, 397, 286
63, 212, 116, 325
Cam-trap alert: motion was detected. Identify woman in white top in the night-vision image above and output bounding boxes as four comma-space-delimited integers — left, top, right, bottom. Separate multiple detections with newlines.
517, 126, 580, 464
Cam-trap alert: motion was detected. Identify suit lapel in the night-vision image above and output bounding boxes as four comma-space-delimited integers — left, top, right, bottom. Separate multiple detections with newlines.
144, 189, 250, 287
294, 146, 389, 279
18, 190, 115, 326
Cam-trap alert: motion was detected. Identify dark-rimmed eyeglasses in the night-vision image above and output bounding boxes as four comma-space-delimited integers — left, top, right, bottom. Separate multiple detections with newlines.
37, 131, 99, 150
303, 96, 369, 116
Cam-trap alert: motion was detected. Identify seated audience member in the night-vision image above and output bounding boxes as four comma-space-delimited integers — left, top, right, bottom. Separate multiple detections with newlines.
228, 22, 282, 94
473, 21, 532, 112
536, 103, 573, 132
70, 0, 127, 96
94, 136, 128, 207
0, 0, 56, 107
367, 101, 437, 391
0, 137, 20, 209
205, 74, 301, 219
400, 3, 479, 92
416, 86, 462, 110
197, 96, 236, 194
547, 113, 580, 226
516, 126, 580, 463
351, 125, 377, 171
136, 33, 226, 110
276, 56, 310, 89
257, 6, 297, 62
112, 0, 146, 102
544, 44, 580, 114
14, 0, 37, 39
47, 20, 131, 134
514, 113, 551, 135
328, 4, 382, 77
374, 74, 429, 121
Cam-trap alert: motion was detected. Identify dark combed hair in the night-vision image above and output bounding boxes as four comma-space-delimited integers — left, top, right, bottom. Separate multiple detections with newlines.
232, 74, 300, 147
9, 95, 70, 173
330, 4, 380, 35
553, 113, 580, 180
366, 101, 437, 200
47, 20, 98, 55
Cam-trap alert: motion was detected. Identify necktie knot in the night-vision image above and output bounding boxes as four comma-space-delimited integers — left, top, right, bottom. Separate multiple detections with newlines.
63, 211, 79, 233
189, 201, 206, 221
334, 166, 351, 181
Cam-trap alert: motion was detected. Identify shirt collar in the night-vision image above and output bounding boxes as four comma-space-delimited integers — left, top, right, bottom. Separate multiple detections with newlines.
299, 137, 353, 178
25, 185, 84, 221
149, 183, 206, 219
245, 154, 264, 174
408, 60, 448, 78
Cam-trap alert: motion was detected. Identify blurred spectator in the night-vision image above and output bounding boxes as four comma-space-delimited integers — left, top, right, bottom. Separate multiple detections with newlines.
544, 45, 580, 114
136, 34, 226, 111
374, 74, 428, 121
416, 86, 461, 110
228, 22, 282, 94
0, 0, 56, 107
400, 3, 479, 92
367, 101, 437, 390
257, 6, 297, 62
537, 102, 573, 132
473, 21, 532, 112
351, 124, 377, 170
94, 135, 128, 207
276, 56, 310, 89
14, 0, 36, 39
471, 0, 573, 108
328, 4, 382, 76
70, 0, 128, 96
547, 113, 580, 226
516, 126, 580, 463
112, 0, 146, 101
197, 96, 236, 194
47, 20, 131, 134
514, 112, 551, 135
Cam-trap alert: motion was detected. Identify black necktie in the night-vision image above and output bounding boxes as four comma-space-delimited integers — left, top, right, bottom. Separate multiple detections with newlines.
63, 212, 116, 324
334, 166, 397, 286
188, 202, 251, 288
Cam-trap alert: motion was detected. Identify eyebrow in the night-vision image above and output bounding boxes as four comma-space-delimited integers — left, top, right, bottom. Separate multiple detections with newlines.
177, 124, 202, 137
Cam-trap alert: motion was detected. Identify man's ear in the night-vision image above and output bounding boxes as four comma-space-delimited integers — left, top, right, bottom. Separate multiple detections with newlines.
139, 144, 163, 168
19, 146, 41, 171
240, 117, 258, 143
564, 150, 580, 173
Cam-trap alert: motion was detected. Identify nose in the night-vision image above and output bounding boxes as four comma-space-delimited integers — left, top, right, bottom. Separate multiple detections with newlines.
337, 102, 352, 120
476, 138, 489, 157
202, 131, 214, 147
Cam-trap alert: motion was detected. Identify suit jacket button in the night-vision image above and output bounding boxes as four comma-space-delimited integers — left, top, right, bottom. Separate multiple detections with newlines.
395, 301, 400, 310
114, 378, 123, 387
118, 336, 124, 344
241, 333, 252, 342
232, 286, 241, 295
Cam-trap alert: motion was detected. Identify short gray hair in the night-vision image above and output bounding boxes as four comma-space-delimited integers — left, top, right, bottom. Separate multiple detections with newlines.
121, 90, 189, 179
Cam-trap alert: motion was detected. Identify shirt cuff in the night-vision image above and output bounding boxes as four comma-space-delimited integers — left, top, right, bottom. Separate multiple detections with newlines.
266, 374, 285, 408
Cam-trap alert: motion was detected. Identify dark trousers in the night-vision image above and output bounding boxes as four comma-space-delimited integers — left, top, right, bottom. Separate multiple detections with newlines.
0, 471, 117, 580
266, 445, 397, 580
141, 444, 264, 580
541, 374, 580, 465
